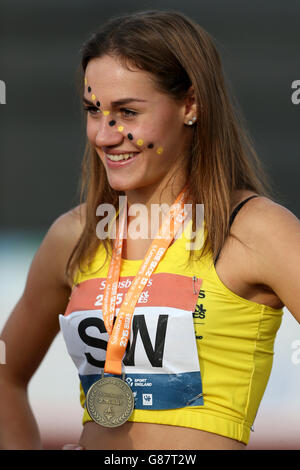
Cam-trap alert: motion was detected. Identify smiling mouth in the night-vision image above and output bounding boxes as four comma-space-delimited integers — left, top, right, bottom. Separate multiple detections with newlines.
105, 152, 139, 162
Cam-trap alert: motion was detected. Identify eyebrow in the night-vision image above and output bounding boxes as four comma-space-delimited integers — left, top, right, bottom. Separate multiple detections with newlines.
82, 97, 147, 106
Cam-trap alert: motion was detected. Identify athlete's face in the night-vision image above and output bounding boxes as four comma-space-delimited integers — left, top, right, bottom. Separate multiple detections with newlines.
84, 55, 195, 193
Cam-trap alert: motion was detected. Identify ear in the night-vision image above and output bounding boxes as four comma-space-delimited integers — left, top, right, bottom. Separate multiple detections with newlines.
183, 86, 197, 126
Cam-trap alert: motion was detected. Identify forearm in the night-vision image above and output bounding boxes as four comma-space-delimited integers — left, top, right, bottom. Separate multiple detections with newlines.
0, 380, 42, 450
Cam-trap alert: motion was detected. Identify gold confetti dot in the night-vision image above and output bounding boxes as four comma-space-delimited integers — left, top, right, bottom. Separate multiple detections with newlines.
84, 78, 87, 85
103, 110, 110, 116
91, 94, 96, 100
137, 139, 144, 146
156, 147, 164, 155
118, 126, 124, 132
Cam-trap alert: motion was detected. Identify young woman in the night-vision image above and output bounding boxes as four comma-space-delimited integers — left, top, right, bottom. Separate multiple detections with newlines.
0, 10, 299, 451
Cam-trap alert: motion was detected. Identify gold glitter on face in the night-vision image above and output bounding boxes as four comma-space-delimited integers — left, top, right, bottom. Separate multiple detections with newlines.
85, 55, 192, 195
84, 74, 166, 156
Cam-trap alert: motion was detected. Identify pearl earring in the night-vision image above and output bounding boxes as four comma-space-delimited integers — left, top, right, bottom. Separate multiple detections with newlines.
188, 117, 196, 125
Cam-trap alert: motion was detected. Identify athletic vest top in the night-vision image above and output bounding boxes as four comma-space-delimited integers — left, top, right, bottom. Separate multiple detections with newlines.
60, 195, 284, 445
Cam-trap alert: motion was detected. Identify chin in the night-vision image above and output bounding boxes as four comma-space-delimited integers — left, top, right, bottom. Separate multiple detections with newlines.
107, 178, 136, 192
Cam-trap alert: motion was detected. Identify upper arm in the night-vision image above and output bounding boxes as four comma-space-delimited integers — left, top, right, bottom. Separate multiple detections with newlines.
236, 197, 300, 323
0, 204, 86, 385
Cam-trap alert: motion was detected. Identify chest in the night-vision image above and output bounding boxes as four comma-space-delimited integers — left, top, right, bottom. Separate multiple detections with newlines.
123, 235, 284, 311
122, 237, 176, 260
61, 271, 204, 410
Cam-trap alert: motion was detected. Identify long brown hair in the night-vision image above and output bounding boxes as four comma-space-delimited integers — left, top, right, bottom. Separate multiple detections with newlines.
66, 9, 275, 284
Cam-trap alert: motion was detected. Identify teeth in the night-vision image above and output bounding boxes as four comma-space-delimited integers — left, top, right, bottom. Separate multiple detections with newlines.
105, 153, 137, 161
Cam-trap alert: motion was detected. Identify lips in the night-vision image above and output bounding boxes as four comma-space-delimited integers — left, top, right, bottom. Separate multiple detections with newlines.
105, 152, 138, 162
104, 151, 141, 167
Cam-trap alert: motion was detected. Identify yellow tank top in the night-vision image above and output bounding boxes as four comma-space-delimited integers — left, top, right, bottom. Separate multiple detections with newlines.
61, 219, 283, 445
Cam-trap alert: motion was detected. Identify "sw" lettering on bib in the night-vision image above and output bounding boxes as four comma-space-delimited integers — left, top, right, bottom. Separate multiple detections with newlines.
59, 272, 204, 410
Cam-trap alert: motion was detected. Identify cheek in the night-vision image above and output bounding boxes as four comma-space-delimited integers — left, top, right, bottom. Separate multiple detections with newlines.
142, 120, 181, 155
127, 121, 177, 158
137, 115, 172, 142
146, 109, 182, 140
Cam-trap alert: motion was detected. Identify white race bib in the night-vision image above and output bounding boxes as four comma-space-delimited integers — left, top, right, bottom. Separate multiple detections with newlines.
59, 272, 204, 409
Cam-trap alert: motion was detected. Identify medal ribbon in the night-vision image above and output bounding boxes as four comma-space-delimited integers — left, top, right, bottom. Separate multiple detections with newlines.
103, 188, 187, 375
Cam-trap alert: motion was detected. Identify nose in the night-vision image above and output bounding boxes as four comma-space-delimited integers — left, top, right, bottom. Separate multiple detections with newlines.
94, 115, 123, 148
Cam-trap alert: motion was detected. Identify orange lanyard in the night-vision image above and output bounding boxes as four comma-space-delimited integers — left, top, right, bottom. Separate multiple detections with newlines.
103, 188, 187, 375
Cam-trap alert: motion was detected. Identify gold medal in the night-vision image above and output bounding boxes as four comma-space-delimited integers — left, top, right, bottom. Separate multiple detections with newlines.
86, 376, 134, 427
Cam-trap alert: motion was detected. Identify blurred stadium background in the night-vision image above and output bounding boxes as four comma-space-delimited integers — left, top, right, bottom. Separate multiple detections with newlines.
1, 0, 299, 450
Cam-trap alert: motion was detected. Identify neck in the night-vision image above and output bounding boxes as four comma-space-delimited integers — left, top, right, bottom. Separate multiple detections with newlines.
123, 173, 187, 242
125, 175, 187, 211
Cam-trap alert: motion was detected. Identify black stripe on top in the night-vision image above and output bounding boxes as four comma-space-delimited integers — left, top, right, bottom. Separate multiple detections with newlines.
229, 195, 259, 228
214, 195, 259, 264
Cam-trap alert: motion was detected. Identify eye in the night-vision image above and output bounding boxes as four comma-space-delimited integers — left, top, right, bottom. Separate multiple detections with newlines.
120, 108, 138, 118
83, 105, 101, 115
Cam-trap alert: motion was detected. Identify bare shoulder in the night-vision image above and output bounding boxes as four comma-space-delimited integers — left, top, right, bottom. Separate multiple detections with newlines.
31, 202, 87, 289
230, 193, 299, 247
230, 192, 300, 320
0, 203, 88, 385
50, 202, 86, 242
